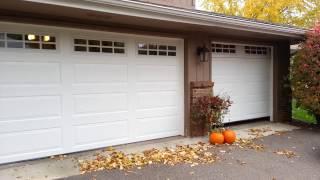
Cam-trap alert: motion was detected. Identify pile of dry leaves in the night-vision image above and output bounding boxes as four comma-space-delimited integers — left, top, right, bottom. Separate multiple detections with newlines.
78, 128, 297, 174
234, 138, 265, 151
274, 149, 297, 158
248, 127, 272, 138
79, 143, 217, 174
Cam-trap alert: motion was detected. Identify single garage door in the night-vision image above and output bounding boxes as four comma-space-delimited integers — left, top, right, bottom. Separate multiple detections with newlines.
0, 22, 184, 164
212, 42, 271, 123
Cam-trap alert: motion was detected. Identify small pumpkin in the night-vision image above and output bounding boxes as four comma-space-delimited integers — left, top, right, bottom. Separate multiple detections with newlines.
209, 132, 225, 144
223, 129, 236, 144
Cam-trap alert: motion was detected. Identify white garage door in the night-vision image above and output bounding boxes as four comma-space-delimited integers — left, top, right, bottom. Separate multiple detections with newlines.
0, 22, 184, 164
212, 42, 271, 123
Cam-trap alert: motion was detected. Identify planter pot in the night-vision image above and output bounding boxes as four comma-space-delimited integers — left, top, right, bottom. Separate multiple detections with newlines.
190, 122, 207, 137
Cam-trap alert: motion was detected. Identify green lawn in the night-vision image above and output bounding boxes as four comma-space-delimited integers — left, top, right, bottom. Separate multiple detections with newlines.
292, 99, 317, 124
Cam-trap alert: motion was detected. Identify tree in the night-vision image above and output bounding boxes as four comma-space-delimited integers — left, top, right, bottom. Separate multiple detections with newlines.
200, 0, 320, 28
291, 24, 320, 125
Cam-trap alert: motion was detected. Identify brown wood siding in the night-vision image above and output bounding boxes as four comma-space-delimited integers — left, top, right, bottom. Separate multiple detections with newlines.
273, 41, 292, 122
184, 35, 211, 136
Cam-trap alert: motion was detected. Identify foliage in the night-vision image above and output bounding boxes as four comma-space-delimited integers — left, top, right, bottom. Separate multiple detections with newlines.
291, 23, 320, 122
200, 0, 320, 28
292, 99, 316, 124
191, 95, 232, 132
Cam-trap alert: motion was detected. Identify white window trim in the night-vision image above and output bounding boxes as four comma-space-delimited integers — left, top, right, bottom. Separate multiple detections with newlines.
72, 37, 127, 56
212, 43, 236, 54
0, 31, 58, 52
136, 41, 177, 57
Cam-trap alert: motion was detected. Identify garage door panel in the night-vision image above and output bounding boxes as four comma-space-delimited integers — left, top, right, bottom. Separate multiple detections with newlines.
73, 93, 128, 114
213, 61, 269, 77
0, 62, 61, 84
0, 96, 62, 120
137, 82, 178, 92
136, 107, 177, 119
245, 101, 269, 114
0, 53, 63, 63
74, 121, 129, 146
0, 128, 62, 156
232, 94, 270, 103
136, 116, 179, 138
0, 85, 62, 97
72, 111, 128, 125
136, 58, 178, 66
227, 101, 269, 120
213, 74, 269, 83
72, 83, 128, 94
137, 65, 177, 82
73, 64, 128, 83
137, 91, 177, 109
215, 81, 269, 93
0, 117, 61, 134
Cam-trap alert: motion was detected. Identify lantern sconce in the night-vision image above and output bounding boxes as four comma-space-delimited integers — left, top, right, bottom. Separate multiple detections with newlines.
197, 45, 210, 62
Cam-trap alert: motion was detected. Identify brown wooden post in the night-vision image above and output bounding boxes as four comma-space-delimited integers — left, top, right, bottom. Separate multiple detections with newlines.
190, 81, 214, 136
273, 41, 292, 122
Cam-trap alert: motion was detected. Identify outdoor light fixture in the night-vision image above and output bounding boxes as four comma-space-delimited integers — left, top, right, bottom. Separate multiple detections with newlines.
43, 35, 50, 42
27, 34, 36, 41
197, 45, 210, 62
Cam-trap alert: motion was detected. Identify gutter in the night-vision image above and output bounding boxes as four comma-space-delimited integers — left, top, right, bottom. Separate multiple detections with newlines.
24, 0, 307, 39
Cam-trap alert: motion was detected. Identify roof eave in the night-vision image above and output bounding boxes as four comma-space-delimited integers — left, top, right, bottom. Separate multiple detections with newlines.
24, 0, 307, 39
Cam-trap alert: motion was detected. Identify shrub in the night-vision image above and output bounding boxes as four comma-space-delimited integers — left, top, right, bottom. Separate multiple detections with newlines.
291, 23, 320, 124
191, 95, 232, 132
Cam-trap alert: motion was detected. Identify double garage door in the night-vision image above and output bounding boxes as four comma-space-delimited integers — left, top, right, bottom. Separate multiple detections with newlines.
0, 23, 184, 164
212, 42, 271, 123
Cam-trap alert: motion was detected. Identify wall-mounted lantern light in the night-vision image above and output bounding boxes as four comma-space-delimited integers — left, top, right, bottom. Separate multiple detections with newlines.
197, 45, 210, 62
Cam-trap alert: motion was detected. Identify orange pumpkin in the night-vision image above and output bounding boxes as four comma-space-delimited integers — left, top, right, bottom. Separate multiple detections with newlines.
209, 132, 225, 144
223, 129, 236, 144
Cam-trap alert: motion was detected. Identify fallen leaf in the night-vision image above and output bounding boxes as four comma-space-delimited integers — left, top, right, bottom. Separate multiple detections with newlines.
274, 131, 287, 136
248, 127, 272, 138
78, 142, 217, 173
274, 149, 297, 158
236, 159, 246, 165
234, 138, 265, 151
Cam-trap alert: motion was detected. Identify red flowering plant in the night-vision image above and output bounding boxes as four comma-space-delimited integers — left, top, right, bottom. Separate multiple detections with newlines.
291, 23, 320, 125
191, 95, 232, 132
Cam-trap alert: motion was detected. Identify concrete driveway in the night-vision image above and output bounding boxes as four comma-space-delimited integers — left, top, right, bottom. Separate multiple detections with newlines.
61, 127, 320, 180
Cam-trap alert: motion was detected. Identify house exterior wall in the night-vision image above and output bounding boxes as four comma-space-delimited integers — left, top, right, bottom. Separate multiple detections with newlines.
139, 0, 195, 9
273, 41, 292, 122
0, 15, 292, 136
184, 35, 211, 136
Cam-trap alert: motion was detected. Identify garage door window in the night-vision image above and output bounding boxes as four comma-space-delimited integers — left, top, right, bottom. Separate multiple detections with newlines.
74, 38, 126, 54
137, 43, 176, 56
0, 32, 56, 50
245, 46, 268, 55
212, 43, 236, 54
